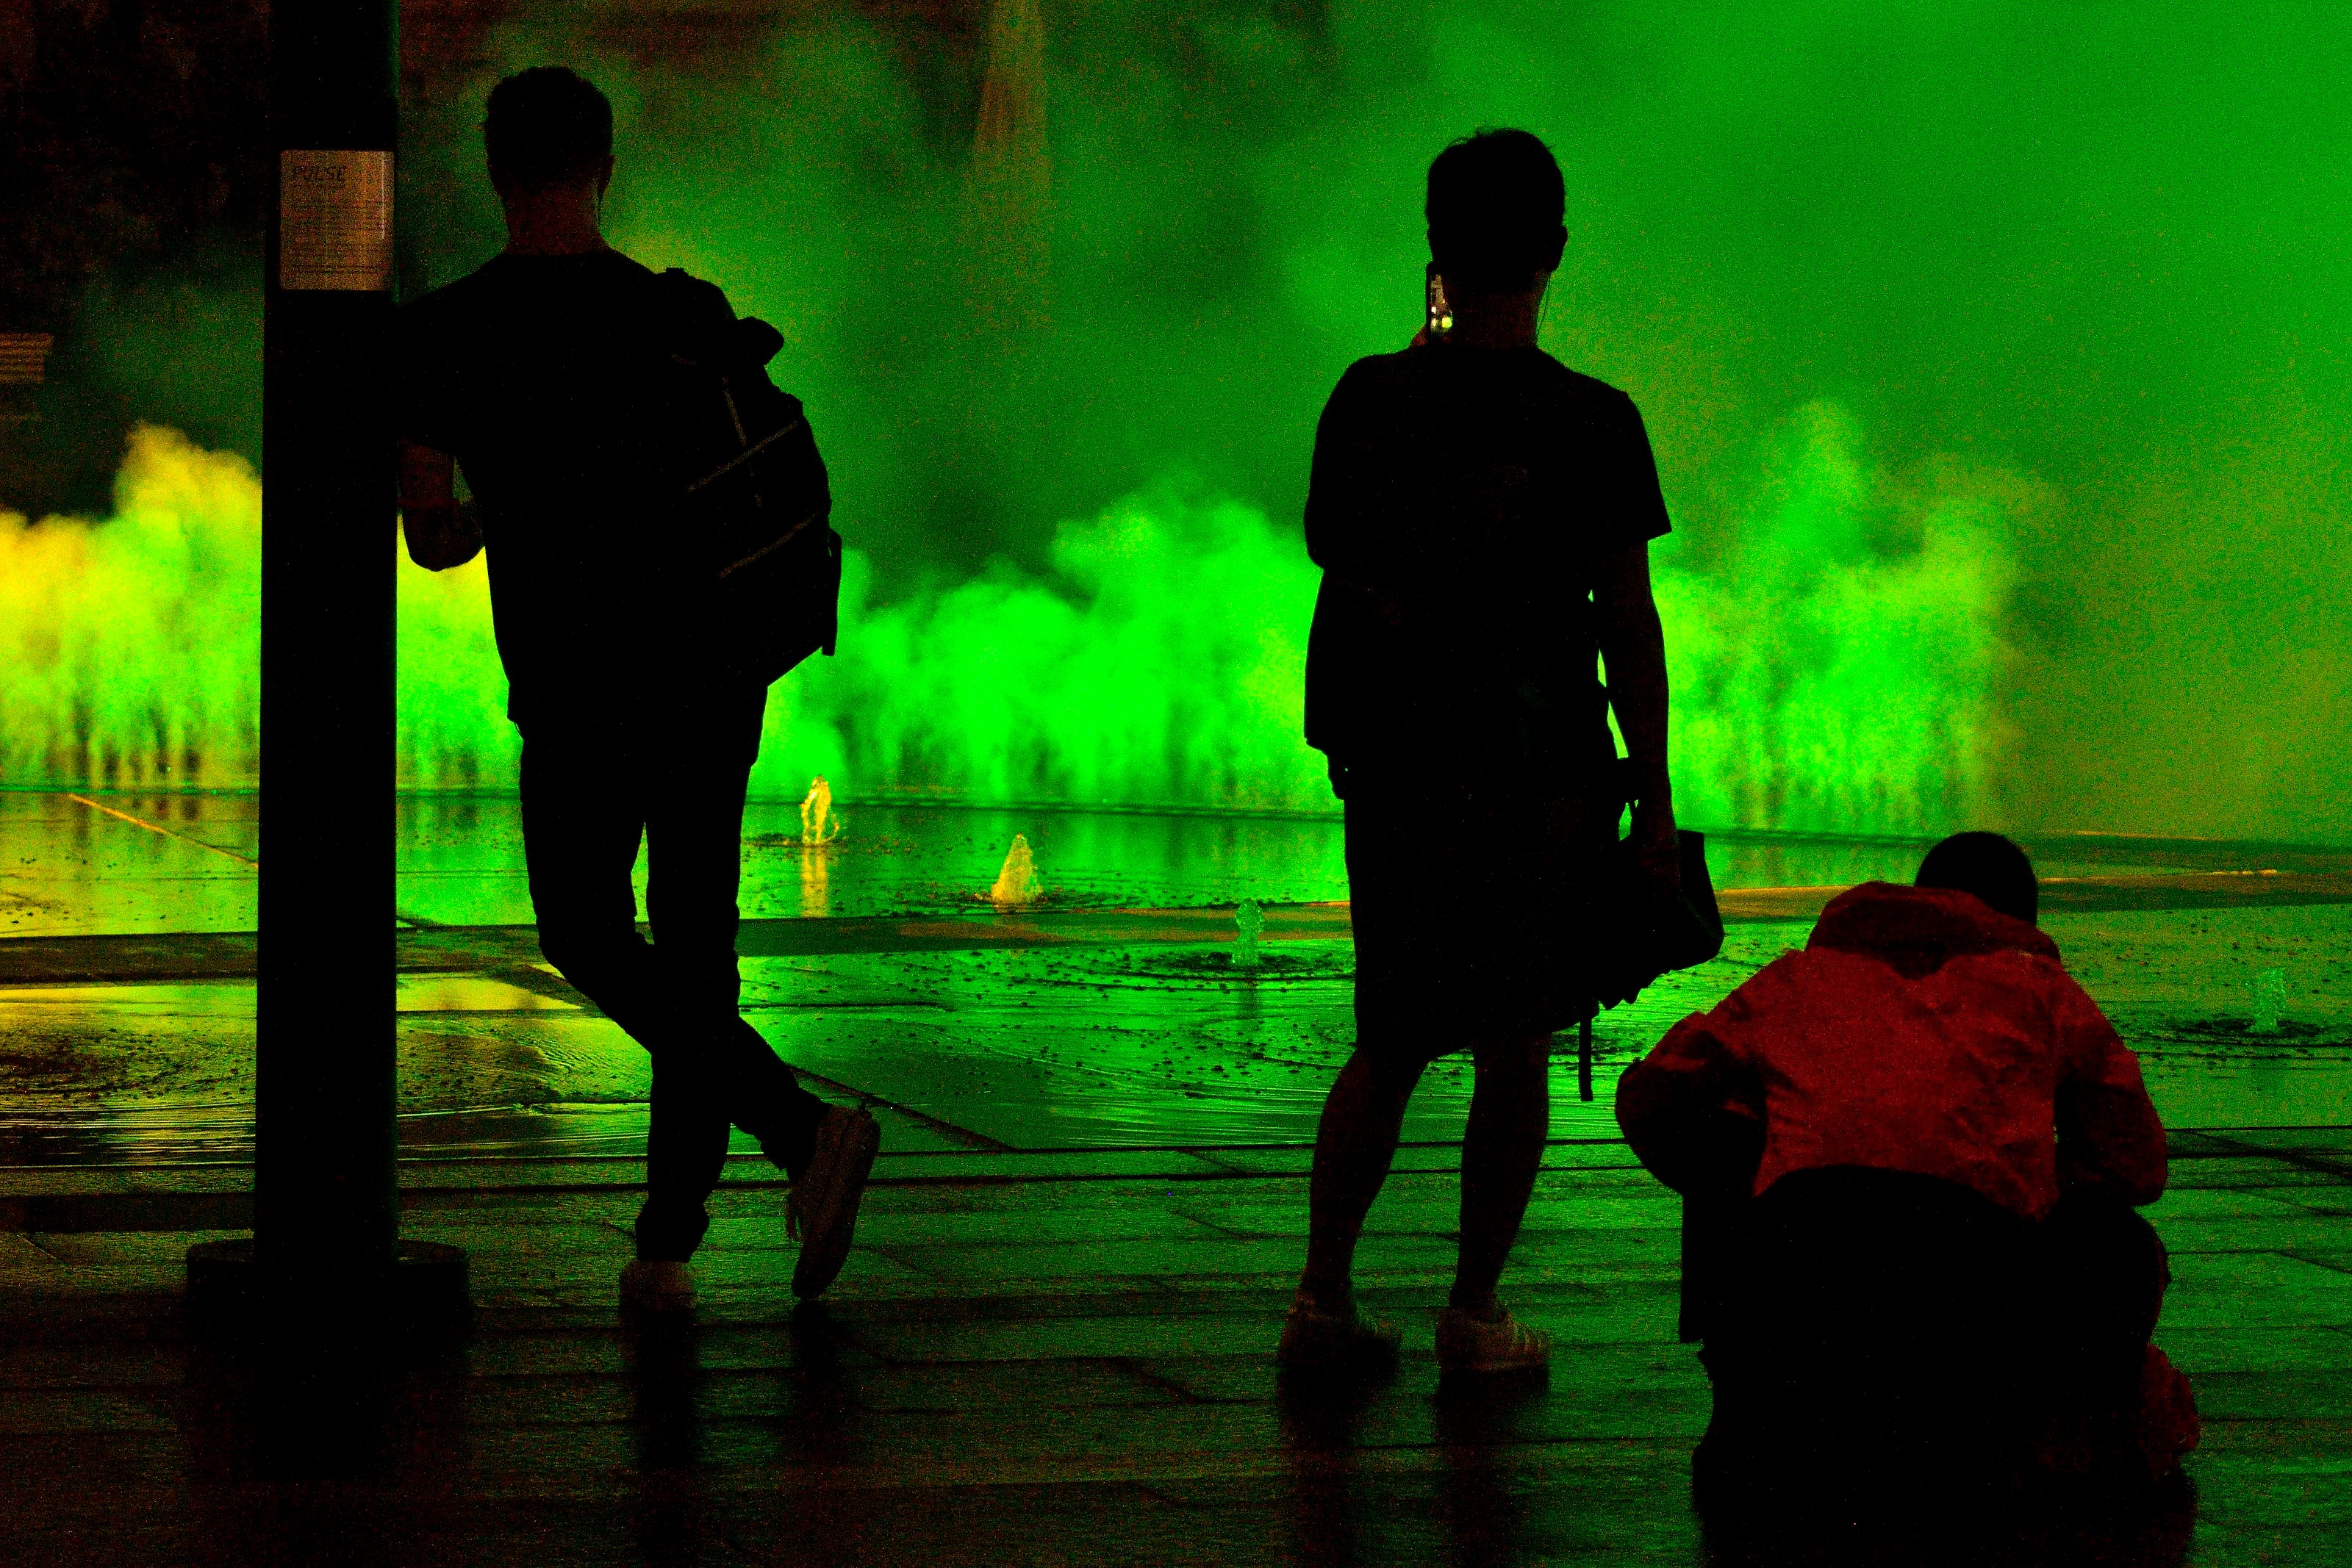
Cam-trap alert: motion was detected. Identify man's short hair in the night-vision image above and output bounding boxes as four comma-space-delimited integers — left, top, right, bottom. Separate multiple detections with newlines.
485, 67, 612, 194
1916, 832, 2038, 926
1425, 129, 1567, 294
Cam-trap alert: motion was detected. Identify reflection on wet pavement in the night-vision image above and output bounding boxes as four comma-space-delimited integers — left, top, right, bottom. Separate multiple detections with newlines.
4, 912, 2346, 1168
10, 787, 2351, 928
395, 974, 577, 1013
1, 792, 2347, 1170
0, 791, 259, 935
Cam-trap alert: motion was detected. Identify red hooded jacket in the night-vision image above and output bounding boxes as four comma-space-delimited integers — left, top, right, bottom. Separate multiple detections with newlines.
1616, 882, 2166, 1221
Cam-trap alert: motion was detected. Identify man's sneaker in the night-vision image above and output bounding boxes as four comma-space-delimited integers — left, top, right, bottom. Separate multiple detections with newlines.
1277, 1292, 1401, 1373
620, 1259, 696, 1317
789, 1105, 881, 1299
1435, 1301, 1551, 1374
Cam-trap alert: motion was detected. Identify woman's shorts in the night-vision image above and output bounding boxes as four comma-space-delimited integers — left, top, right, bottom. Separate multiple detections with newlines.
1344, 782, 1617, 1062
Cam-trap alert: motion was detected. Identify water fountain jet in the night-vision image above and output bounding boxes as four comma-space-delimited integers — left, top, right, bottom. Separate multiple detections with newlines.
991, 833, 1043, 905
2251, 968, 2287, 1035
1233, 899, 1263, 970
799, 774, 844, 845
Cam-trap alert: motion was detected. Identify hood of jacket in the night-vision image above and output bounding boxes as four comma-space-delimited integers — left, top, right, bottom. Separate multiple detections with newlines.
1804, 882, 2059, 978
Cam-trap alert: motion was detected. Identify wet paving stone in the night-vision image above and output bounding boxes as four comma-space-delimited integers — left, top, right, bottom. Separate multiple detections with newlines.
2, 808, 2349, 1559
0, 1130, 2342, 1564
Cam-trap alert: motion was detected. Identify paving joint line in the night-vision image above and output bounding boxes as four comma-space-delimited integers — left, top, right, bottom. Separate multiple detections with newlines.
2189, 1132, 2352, 1184
788, 1067, 1013, 1154
2277, 1249, 2352, 1279
63, 794, 259, 869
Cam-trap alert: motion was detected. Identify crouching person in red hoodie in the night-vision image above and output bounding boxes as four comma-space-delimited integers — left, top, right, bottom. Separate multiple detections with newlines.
1616, 832, 2198, 1511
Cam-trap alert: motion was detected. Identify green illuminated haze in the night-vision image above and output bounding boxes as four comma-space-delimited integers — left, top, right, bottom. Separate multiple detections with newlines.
4, 1, 2346, 841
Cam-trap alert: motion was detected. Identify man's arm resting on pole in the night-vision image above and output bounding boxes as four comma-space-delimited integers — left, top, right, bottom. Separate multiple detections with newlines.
398, 440, 483, 571
1595, 539, 1677, 885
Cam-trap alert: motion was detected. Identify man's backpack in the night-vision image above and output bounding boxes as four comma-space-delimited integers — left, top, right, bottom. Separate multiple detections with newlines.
650, 268, 842, 688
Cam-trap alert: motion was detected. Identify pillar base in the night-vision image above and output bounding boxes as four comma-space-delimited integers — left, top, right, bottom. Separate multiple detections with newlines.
187, 1238, 470, 1339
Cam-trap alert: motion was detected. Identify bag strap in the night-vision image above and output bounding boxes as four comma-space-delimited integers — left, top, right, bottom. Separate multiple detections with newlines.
650, 266, 736, 363
653, 267, 787, 373
681, 411, 808, 498
716, 506, 828, 582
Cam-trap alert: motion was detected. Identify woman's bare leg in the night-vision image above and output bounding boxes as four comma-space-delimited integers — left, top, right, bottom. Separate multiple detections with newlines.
1450, 1034, 1552, 1315
1299, 1046, 1427, 1315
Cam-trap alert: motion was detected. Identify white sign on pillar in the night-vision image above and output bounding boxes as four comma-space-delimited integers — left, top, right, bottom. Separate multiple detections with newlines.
279, 149, 393, 292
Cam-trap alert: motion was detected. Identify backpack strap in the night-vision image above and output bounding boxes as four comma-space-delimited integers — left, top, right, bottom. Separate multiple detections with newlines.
650, 266, 737, 362
654, 266, 784, 370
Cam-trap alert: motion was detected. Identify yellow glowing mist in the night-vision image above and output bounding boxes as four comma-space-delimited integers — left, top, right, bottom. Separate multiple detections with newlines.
10, 422, 2034, 840
0, 424, 259, 788
398, 532, 513, 790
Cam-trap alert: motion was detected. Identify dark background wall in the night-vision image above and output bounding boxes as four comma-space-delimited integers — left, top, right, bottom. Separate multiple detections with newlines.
0, 0, 1007, 517
1, 0, 268, 512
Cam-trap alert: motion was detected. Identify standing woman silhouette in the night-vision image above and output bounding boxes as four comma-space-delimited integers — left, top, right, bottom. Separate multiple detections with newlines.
1284, 129, 1680, 1375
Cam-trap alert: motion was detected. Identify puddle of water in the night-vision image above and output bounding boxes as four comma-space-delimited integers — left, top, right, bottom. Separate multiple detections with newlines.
0, 982, 254, 1015
395, 974, 576, 1013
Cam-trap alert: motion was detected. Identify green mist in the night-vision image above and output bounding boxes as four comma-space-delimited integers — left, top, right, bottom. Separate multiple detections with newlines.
7, 0, 2346, 842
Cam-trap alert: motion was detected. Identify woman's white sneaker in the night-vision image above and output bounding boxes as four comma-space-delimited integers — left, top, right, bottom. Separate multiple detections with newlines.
1435, 1302, 1551, 1374
1277, 1293, 1402, 1373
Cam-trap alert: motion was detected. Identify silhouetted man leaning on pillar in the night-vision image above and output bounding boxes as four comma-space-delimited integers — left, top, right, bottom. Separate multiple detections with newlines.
1283, 129, 1682, 1376
395, 67, 878, 1315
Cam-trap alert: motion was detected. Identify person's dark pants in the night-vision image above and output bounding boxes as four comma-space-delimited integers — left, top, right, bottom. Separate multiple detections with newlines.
517, 688, 830, 1263
1696, 1167, 2168, 1505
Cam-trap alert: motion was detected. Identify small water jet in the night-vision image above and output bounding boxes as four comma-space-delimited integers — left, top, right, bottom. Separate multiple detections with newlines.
1233, 899, 1264, 970
2251, 968, 2287, 1035
799, 775, 845, 845
991, 833, 1044, 905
